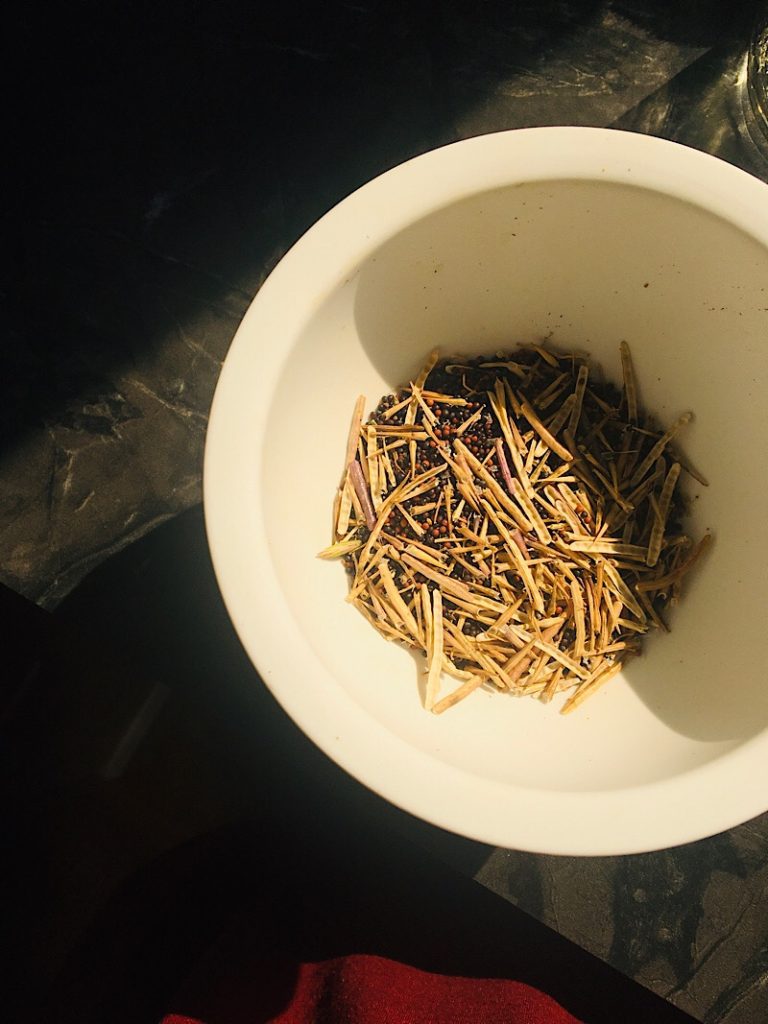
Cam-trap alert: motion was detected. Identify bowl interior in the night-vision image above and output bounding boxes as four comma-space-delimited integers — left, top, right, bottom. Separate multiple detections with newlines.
262, 178, 768, 795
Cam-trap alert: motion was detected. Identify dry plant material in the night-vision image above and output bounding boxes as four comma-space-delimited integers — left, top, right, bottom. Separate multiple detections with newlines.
320, 343, 710, 714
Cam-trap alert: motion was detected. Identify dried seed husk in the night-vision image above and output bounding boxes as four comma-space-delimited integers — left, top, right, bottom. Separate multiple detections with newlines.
620, 341, 638, 424
344, 395, 366, 478
325, 341, 709, 716
432, 674, 487, 714
629, 412, 692, 488
317, 538, 365, 560
519, 398, 574, 462
561, 659, 624, 714
425, 588, 444, 709
636, 533, 712, 593
646, 462, 681, 567
568, 364, 590, 434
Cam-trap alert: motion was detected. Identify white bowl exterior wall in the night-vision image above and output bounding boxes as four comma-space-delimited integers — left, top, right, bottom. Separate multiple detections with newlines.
205, 129, 768, 853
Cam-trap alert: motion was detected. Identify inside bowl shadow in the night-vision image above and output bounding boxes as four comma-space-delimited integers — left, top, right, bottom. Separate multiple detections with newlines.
619, 605, 768, 743
350, 186, 768, 746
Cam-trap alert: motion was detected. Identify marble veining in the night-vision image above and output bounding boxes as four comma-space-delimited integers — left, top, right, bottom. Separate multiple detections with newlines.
475, 815, 768, 1022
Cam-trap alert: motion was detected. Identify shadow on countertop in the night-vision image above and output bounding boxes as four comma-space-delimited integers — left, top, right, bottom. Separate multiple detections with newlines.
5, 0, 756, 462
6, 0, 597, 455
1, 505, 492, 1021
3, 0, 764, 606
2, 507, 701, 1024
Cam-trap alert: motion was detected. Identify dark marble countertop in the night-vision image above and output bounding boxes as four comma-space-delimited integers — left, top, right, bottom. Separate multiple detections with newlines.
5, 2, 768, 1021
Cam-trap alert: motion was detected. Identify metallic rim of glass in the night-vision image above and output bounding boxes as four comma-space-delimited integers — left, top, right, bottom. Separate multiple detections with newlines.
746, 18, 768, 150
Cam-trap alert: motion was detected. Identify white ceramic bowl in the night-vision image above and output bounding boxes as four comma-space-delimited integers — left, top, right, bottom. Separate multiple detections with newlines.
204, 127, 768, 855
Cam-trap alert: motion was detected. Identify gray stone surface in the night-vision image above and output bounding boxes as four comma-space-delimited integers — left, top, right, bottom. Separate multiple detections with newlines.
474, 817, 768, 1022
2, 0, 745, 607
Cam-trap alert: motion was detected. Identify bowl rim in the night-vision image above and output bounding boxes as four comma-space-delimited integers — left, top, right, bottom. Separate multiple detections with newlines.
204, 126, 768, 855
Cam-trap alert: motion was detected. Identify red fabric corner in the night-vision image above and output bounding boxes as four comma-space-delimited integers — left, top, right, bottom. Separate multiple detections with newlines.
162, 952, 583, 1024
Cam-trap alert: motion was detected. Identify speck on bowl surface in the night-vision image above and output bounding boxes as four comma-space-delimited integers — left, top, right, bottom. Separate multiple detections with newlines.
204, 127, 768, 855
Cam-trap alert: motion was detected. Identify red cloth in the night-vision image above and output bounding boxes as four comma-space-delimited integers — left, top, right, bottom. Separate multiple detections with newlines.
161, 951, 583, 1024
